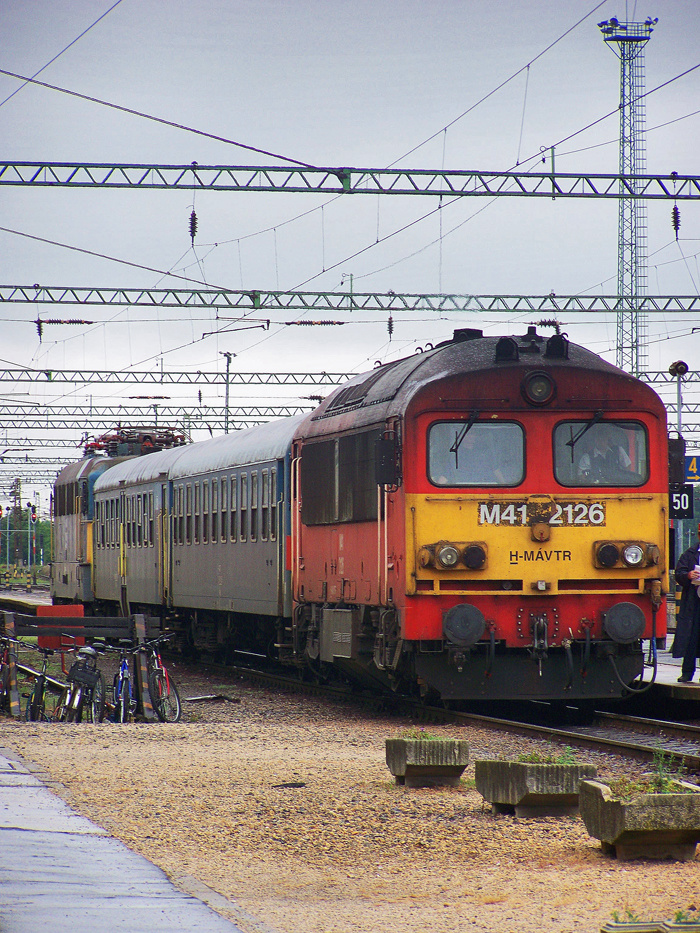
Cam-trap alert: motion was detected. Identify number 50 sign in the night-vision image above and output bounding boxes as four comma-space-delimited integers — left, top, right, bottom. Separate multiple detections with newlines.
671, 485, 694, 519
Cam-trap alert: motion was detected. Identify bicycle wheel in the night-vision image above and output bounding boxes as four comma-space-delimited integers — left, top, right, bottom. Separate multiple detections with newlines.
25, 681, 46, 722
148, 670, 182, 723
65, 685, 83, 722
0, 663, 9, 714
115, 674, 131, 723
87, 672, 106, 724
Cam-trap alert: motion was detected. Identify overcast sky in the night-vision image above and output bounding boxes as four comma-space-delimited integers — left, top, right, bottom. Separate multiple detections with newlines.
1, 0, 699, 499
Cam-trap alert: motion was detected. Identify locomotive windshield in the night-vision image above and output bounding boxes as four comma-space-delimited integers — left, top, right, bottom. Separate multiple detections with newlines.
554, 420, 648, 486
428, 421, 524, 486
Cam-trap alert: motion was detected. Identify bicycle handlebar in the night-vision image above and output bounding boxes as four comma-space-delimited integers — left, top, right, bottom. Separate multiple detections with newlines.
96, 633, 176, 655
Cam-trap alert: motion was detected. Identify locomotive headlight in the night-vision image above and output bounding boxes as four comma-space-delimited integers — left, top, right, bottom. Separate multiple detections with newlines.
596, 543, 619, 568
622, 544, 645, 567
522, 371, 555, 406
436, 544, 460, 568
463, 544, 487, 570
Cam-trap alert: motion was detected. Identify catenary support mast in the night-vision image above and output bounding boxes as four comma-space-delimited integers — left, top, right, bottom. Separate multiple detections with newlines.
599, 15, 657, 375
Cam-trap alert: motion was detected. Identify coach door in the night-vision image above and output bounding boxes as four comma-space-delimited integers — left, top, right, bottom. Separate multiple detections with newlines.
118, 489, 129, 615
160, 482, 171, 605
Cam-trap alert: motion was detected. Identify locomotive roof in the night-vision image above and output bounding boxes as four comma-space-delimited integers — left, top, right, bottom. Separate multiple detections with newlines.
94, 414, 306, 491
296, 327, 662, 438
55, 455, 133, 486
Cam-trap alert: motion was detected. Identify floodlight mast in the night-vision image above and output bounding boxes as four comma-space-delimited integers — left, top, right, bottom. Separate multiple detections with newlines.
599, 16, 657, 376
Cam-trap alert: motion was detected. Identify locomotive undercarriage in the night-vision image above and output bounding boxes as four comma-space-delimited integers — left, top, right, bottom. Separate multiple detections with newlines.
414, 639, 646, 701
287, 601, 651, 701
84, 596, 648, 702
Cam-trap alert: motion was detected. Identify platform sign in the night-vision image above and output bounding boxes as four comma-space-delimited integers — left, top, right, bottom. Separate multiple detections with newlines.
671, 485, 695, 519
685, 456, 700, 483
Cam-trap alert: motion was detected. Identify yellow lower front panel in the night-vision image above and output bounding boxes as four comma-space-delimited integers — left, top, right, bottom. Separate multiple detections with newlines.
406, 492, 668, 596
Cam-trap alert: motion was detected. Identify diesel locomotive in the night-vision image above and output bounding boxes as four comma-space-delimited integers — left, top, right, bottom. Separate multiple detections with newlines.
52, 326, 673, 702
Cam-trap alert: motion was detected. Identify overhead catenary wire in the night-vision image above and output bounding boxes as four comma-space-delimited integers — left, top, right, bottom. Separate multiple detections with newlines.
0, 68, 322, 169
0, 0, 126, 110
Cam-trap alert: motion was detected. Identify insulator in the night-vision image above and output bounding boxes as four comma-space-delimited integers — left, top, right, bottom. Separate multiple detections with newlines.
286, 320, 344, 326
35, 319, 43, 340
387, 315, 394, 339
189, 210, 198, 244
672, 204, 681, 240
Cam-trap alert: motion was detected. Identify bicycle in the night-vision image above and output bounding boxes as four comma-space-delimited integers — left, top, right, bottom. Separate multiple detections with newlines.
140, 634, 182, 723
58, 642, 106, 723
110, 640, 135, 723
25, 645, 64, 722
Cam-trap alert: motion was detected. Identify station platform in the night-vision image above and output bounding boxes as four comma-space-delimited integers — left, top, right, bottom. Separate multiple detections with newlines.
641, 646, 700, 700
0, 750, 264, 933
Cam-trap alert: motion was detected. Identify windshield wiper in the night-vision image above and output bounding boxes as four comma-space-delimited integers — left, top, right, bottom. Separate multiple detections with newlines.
565, 409, 605, 459
450, 410, 480, 468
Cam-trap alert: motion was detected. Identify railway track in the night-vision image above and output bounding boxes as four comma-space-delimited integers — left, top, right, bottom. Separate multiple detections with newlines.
222, 658, 700, 773
445, 708, 700, 772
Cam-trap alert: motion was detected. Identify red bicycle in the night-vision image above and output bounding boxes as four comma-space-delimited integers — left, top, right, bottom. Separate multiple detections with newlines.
139, 634, 181, 723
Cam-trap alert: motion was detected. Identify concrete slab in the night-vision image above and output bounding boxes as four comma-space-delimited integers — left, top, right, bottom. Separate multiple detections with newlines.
0, 750, 270, 933
641, 649, 700, 698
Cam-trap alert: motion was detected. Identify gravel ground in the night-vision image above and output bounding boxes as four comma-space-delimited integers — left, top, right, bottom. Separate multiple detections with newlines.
2, 661, 699, 933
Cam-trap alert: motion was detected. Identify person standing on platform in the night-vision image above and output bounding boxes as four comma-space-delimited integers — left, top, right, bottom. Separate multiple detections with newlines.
672, 526, 700, 683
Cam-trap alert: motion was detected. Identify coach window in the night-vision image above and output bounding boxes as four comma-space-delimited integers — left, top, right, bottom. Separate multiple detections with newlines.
270, 469, 277, 540
186, 484, 192, 544
137, 495, 143, 546
230, 475, 237, 541
240, 473, 248, 541
250, 472, 258, 542
132, 496, 138, 546
428, 421, 524, 487
220, 477, 228, 543
261, 470, 269, 541
194, 482, 201, 544
174, 485, 180, 545
211, 479, 218, 543
148, 492, 154, 546
202, 480, 209, 544
554, 420, 648, 487
126, 497, 133, 547
173, 487, 179, 545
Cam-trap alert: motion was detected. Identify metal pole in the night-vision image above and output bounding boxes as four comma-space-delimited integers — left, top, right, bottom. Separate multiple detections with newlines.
221, 352, 232, 434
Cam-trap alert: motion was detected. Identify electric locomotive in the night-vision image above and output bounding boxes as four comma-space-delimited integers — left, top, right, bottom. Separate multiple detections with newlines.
289, 326, 670, 700
51, 327, 672, 703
